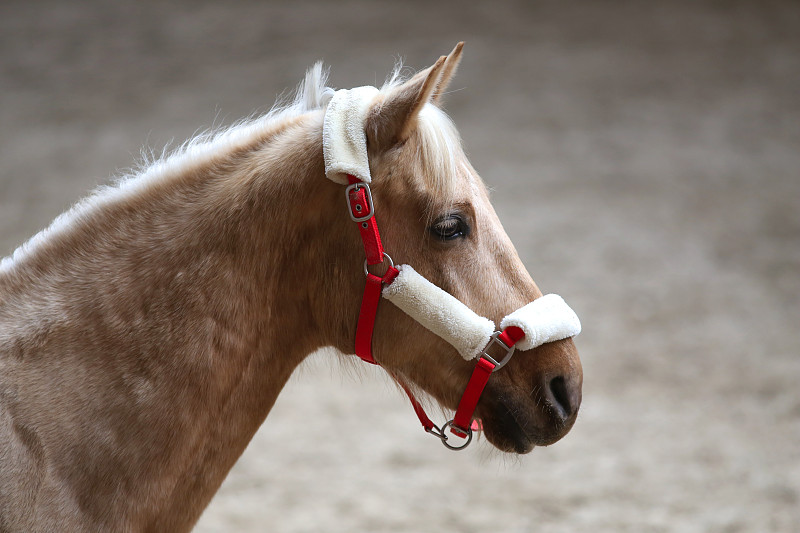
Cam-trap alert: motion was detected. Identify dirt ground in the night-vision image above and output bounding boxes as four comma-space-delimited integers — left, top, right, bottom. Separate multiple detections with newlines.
1, 1, 799, 532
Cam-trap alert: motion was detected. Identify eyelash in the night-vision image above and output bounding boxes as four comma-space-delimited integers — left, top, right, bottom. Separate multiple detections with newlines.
430, 214, 470, 241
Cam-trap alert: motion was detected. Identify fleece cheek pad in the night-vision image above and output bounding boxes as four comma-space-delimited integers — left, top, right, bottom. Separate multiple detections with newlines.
382, 265, 581, 359
381, 264, 496, 360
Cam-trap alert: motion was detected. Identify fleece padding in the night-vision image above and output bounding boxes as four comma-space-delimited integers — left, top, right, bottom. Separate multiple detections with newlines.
499, 294, 581, 351
322, 86, 380, 184
382, 265, 496, 360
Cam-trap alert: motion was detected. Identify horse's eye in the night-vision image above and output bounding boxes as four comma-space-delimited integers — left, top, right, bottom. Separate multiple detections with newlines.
430, 214, 470, 241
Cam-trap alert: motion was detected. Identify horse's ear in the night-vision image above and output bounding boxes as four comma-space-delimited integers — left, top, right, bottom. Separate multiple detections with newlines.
366, 43, 464, 151
366, 56, 446, 151
432, 42, 464, 104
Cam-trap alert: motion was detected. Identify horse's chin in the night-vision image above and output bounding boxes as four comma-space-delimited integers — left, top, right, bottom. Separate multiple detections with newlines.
481, 411, 536, 454
479, 393, 577, 454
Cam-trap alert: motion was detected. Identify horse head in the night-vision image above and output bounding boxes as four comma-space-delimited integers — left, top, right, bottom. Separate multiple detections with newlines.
328, 44, 583, 454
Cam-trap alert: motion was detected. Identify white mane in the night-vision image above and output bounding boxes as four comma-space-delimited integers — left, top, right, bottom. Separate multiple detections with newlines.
0, 63, 335, 273
0, 62, 462, 272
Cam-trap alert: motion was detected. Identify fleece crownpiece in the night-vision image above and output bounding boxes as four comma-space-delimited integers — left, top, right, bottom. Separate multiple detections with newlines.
322, 86, 380, 185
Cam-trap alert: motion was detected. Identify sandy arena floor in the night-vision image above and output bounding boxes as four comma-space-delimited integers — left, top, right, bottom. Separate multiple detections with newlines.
1, 1, 798, 531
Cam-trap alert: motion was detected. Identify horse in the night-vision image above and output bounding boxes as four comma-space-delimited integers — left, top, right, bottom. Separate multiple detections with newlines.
0, 43, 582, 532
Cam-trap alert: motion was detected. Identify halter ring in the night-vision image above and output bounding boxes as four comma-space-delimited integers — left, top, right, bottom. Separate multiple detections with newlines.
439, 420, 473, 450
363, 253, 393, 277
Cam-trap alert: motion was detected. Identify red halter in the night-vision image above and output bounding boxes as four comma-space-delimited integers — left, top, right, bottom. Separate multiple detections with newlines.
344, 175, 524, 450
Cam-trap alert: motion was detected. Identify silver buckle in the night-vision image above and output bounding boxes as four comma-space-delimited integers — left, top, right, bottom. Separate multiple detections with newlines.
481, 331, 516, 372
345, 182, 375, 223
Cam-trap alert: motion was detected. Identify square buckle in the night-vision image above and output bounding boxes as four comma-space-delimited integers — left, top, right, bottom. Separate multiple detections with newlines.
345, 182, 375, 223
480, 331, 516, 372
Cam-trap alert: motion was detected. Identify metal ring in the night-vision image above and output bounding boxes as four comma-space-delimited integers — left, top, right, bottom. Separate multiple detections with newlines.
363, 253, 394, 277
440, 420, 473, 451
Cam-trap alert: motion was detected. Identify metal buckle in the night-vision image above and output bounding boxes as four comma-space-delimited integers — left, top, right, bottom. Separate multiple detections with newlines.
481, 331, 516, 372
345, 182, 375, 223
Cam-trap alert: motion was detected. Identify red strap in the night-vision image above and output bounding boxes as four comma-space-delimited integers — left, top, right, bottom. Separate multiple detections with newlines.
354, 273, 383, 364
498, 325, 524, 348
347, 176, 384, 265
354, 267, 399, 365
397, 380, 436, 433
450, 357, 496, 437
448, 326, 523, 438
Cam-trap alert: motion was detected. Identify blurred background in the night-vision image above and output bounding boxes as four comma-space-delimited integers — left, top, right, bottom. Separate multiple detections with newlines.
1, 1, 798, 531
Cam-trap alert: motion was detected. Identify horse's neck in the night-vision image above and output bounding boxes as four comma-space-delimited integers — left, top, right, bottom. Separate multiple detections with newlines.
0, 112, 356, 531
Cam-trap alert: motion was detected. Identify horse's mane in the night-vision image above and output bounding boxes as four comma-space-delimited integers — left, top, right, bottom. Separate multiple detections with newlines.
130, 61, 422, 189
1, 61, 461, 271
125, 61, 336, 193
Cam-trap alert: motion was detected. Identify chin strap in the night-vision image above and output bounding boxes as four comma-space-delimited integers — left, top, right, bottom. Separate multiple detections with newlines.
442, 326, 527, 447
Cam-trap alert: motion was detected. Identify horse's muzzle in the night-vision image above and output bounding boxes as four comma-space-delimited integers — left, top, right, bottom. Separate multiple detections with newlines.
479, 343, 582, 453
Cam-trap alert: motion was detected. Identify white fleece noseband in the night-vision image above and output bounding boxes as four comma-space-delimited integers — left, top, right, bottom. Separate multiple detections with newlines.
500, 294, 581, 352
383, 265, 580, 360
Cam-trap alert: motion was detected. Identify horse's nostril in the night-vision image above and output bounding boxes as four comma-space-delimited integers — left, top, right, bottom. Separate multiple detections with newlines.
548, 376, 573, 419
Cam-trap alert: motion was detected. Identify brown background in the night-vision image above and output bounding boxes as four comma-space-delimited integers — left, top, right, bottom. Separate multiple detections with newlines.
1, 1, 798, 531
